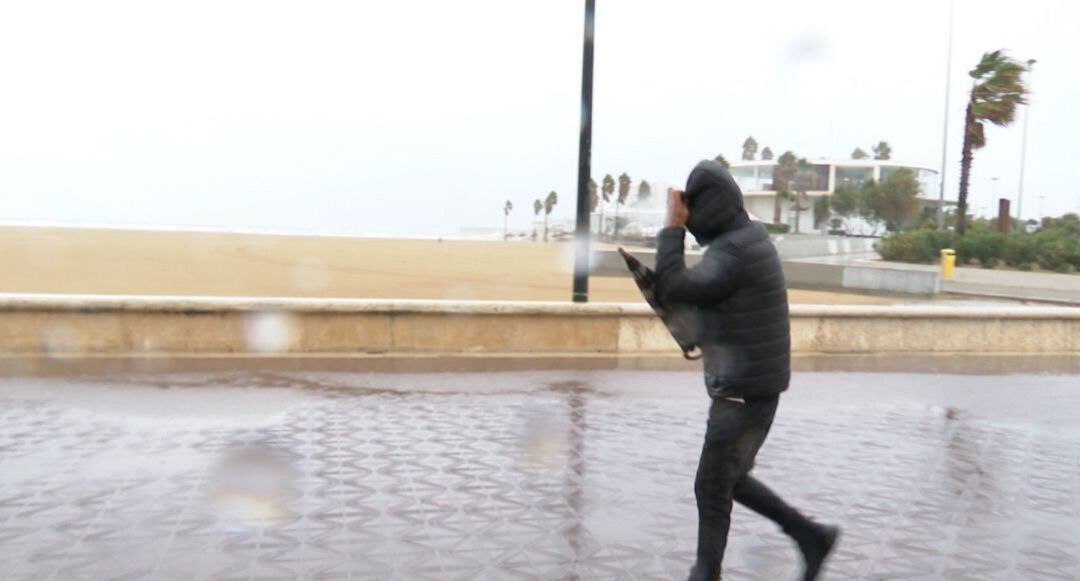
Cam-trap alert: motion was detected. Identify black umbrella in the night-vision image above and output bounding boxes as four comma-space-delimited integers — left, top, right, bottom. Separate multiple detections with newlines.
618, 247, 702, 360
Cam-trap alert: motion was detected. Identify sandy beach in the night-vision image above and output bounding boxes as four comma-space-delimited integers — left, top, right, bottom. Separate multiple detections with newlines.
0, 225, 898, 304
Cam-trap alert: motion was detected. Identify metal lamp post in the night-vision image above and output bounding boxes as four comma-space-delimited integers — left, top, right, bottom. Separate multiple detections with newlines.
936, 0, 955, 229
1016, 59, 1036, 224
571, 0, 596, 303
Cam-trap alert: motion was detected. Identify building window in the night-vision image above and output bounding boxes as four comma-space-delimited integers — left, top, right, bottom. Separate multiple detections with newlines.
917, 168, 940, 199
798, 164, 829, 191
731, 166, 757, 192
754, 166, 775, 191
834, 166, 872, 191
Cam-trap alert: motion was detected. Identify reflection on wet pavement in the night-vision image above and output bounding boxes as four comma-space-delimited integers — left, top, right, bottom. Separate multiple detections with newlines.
1, 371, 1078, 580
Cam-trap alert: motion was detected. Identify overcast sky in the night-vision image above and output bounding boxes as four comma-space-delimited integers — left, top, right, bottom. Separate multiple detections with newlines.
1, 0, 1078, 235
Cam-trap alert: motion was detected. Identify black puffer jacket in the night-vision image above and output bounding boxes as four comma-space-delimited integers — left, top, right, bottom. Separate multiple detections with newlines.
655, 160, 790, 399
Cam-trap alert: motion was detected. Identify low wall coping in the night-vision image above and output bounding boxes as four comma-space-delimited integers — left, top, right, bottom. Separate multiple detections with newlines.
0, 293, 1078, 320
0, 293, 634, 316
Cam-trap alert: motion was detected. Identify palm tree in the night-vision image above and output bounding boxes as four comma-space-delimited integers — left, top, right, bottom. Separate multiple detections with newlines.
600, 174, 615, 238
790, 158, 819, 233
957, 50, 1030, 234
601, 174, 614, 203
532, 199, 542, 241
741, 136, 758, 161
615, 173, 631, 238
713, 154, 731, 169
543, 191, 558, 242
773, 151, 798, 224
503, 200, 513, 240
589, 178, 599, 212
761, 147, 774, 161
637, 180, 652, 203
851, 147, 869, 160
872, 141, 892, 160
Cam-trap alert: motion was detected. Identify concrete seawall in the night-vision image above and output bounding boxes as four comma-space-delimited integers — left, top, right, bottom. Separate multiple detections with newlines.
1, 294, 1076, 358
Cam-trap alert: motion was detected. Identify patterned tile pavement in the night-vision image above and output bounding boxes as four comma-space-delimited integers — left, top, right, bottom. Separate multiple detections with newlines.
1, 370, 1078, 580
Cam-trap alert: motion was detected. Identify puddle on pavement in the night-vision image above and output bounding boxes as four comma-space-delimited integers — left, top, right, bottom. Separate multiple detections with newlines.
1, 370, 1078, 579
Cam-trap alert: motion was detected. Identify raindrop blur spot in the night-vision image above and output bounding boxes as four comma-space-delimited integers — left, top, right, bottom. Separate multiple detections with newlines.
783, 32, 827, 65
555, 241, 599, 277
207, 444, 296, 530
245, 311, 298, 353
518, 405, 569, 469
40, 324, 85, 358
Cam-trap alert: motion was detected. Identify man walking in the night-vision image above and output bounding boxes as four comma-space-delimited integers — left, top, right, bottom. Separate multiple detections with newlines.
655, 160, 839, 581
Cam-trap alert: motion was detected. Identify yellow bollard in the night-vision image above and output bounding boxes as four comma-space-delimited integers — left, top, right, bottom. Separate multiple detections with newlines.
940, 248, 956, 280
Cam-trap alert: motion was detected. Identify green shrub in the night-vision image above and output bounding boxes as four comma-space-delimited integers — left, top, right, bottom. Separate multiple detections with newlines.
763, 223, 790, 234
955, 230, 1006, 268
1040, 213, 1080, 236
878, 229, 954, 263
1033, 230, 1079, 273
1002, 235, 1037, 270
879, 220, 1079, 273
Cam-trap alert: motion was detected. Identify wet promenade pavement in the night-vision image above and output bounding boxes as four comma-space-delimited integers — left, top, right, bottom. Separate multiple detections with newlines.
1, 369, 1078, 580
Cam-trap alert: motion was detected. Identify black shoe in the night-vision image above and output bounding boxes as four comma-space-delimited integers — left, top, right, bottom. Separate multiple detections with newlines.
687, 561, 721, 581
798, 523, 839, 581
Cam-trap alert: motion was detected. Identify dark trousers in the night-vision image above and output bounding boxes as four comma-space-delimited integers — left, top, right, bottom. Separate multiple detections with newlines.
694, 395, 813, 576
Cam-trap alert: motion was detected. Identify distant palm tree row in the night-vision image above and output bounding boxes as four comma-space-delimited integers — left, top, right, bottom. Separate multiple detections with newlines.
500, 194, 561, 241
733, 136, 894, 164
506, 140, 902, 240
502, 172, 656, 242
504, 49, 1030, 241
724, 48, 1032, 236
719, 140, 908, 231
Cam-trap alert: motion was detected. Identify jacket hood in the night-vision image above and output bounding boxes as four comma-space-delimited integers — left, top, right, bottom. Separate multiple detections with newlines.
683, 160, 752, 246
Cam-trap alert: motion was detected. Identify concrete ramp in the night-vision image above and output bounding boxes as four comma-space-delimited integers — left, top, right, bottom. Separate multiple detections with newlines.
784, 253, 942, 295
593, 239, 942, 296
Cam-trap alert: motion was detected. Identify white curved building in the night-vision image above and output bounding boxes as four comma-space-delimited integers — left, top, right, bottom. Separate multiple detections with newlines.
729, 159, 951, 233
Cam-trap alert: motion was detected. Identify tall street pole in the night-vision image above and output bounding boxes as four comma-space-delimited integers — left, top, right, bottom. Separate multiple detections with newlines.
1016, 59, 1036, 224
572, 0, 596, 303
936, 0, 955, 229
991, 176, 999, 222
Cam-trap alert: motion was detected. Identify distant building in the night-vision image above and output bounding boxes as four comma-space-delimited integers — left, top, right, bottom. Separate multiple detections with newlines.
729, 159, 952, 233
585, 159, 953, 241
